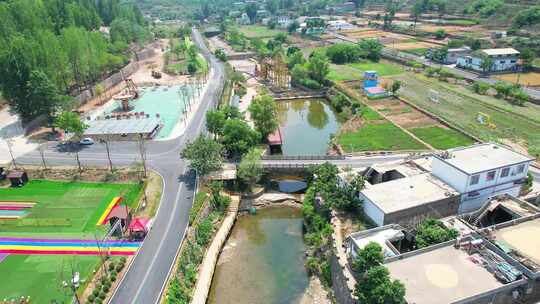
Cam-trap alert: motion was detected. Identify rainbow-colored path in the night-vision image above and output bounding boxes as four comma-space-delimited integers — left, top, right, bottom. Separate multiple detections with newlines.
0, 237, 141, 256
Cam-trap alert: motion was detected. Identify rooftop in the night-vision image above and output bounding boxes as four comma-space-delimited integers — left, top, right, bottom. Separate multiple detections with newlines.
436, 143, 533, 175
481, 48, 520, 56
84, 118, 161, 136
348, 225, 404, 258
361, 173, 458, 214
386, 245, 504, 304
493, 218, 540, 273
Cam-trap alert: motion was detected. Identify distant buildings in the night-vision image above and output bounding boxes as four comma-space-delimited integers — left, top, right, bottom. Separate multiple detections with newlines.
327, 20, 355, 31
436, 46, 471, 64
456, 48, 521, 73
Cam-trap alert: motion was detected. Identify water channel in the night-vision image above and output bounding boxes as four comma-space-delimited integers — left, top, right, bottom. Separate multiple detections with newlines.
276, 98, 341, 156
208, 207, 309, 304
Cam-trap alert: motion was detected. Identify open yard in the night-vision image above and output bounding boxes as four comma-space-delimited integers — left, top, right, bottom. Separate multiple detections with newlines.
0, 180, 142, 301
238, 25, 284, 38
392, 72, 540, 156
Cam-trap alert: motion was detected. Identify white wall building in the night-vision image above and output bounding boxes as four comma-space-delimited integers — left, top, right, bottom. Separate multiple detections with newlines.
432, 143, 533, 213
456, 48, 520, 73
327, 20, 355, 31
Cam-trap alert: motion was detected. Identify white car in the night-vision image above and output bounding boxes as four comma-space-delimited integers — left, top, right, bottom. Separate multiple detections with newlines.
79, 138, 94, 145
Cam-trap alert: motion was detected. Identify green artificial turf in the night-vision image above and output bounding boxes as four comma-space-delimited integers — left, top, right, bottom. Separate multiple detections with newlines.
0, 180, 141, 235
0, 254, 99, 302
338, 122, 426, 152
410, 126, 475, 150
347, 62, 403, 76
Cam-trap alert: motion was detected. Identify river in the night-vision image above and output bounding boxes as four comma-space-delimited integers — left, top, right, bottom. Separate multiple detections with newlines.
208, 207, 309, 304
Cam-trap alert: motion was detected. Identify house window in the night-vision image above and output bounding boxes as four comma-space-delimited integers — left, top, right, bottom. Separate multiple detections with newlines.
510, 60, 516, 63
486, 171, 496, 181
517, 164, 525, 173
500, 60, 505, 64
470, 175, 480, 185
501, 167, 510, 178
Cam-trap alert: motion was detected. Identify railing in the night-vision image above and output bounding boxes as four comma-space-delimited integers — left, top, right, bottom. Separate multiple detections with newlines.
261, 155, 345, 161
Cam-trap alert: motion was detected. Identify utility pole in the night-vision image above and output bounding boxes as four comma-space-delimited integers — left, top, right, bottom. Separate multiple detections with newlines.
6, 139, 17, 169
38, 141, 47, 170
138, 134, 148, 178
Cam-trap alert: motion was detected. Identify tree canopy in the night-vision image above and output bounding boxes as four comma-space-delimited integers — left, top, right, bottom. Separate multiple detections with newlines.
237, 148, 263, 192
415, 218, 459, 248
353, 242, 384, 275
181, 135, 224, 176
54, 111, 87, 138
248, 94, 279, 140
222, 118, 260, 157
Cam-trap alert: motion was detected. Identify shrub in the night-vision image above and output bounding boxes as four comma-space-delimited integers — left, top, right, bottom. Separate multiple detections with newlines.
95, 299, 103, 304
100, 277, 109, 285
93, 289, 100, 297
116, 264, 124, 272
110, 269, 117, 276
108, 262, 115, 271
305, 257, 320, 274
434, 29, 446, 40
472, 82, 490, 94
103, 285, 110, 293
88, 294, 95, 303
98, 291, 106, 300
111, 274, 117, 282
104, 281, 112, 289
120, 257, 127, 264
415, 218, 459, 248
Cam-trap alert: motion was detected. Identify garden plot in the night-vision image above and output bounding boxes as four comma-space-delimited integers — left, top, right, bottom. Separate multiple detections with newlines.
494, 72, 540, 88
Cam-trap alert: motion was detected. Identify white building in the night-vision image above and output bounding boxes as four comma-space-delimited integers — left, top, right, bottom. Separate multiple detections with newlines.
276, 16, 293, 29
326, 20, 355, 31
432, 143, 533, 213
456, 48, 520, 73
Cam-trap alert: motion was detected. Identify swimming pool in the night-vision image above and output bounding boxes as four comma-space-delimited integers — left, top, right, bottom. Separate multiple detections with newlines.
104, 85, 195, 139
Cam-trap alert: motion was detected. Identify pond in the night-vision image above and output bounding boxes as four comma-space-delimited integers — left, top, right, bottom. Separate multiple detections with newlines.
208, 207, 309, 304
276, 99, 340, 156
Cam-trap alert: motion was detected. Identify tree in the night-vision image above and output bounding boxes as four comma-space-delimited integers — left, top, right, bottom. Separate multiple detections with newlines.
288, 21, 300, 33
206, 110, 226, 137
248, 94, 279, 139
479, 53, 493, 74
358, 39, 384, 62
54, 112, 87, 139
180, 135, 224, 176
353, 242, 384, 275
238, 148, 263, 192
415, 218, 458, 248
390, 80, 401, 95
287, 51, 306, 69
434, 29, 446, 40
307, 50, 330, 84
354, 266, 406, 304
245, 3, 258, 23
209, 181, 230, 211
326, 43, 362, 64
27, 70, 71, 124
411, 1, 424, 30
222, 119, 260, 157
383, 0, 399, 29
222, 105, 244, 120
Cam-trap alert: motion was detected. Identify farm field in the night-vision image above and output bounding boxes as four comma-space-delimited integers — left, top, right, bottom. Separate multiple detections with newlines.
338, 122, 427, 152
238, 25, 284, 38
494, 72, 540, 88
410, 126, 475, 149
392, 72, 540, 156
0, 180, 142, 302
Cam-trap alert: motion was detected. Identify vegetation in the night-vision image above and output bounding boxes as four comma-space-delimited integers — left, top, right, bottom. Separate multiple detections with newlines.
0, 0, 148, 122
352, 242, 406, 304
338, 123, 426, 152
463, 0, 503, 17
415, 218, 459, 248
222, 118, 260, 157
237, 148, 263, 192
248, 94, 279, 139
326, 43, 363, 64
410, 126, 475, 149
181, 135, 224, 176
189, 191, 209, 225
512, 5, 540, 28
55, 111, 88, 139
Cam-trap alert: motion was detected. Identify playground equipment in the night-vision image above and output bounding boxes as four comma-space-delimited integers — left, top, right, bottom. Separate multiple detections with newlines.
477, 112, 496, 129
363, 71, 389, 99
113, 79, 139, 111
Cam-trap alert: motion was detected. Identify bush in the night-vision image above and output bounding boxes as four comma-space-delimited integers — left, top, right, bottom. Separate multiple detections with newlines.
88, 295, 95, 303
330, 94, 351, 112
434, 29, 446, 40
108, 262, 115, 271
111, 274, 117, 282
93, 289, 100, 297
98, 291, 106, 300
120, 257, 127, 264
116, 264, 124, 272
472, 82, 490, 94
101, 277, 109, 285
95, 299, 103, 304
305, 257, 320, 274
103, 285, 110, 293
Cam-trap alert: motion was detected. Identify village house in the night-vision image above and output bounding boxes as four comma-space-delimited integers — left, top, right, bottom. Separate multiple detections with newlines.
457, 48, 521, 73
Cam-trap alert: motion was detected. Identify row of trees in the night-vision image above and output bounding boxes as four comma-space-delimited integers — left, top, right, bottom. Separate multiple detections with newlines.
326, 40, 384, 64
0, 0, 149, 123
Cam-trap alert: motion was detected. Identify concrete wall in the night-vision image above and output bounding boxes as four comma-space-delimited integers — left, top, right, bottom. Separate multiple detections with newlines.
383, 195, 460, 227
330, 251, 356, 304
432, 157, 468, 192
360, 194, 385, 226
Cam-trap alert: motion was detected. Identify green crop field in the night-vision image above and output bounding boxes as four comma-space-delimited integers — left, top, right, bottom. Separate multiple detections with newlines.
392, 72, 540, 156
0, 180, 142, 236
0, 180, 141, 302
238, 25, 284, 38
338, 122, 427, 152
410, 126, 475, 149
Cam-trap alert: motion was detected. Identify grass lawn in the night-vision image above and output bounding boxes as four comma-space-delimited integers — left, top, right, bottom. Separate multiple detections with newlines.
0, 180, 141, 301
327, 61, 403, 82
0, 254, 99, 302
347, 61, 403, 76
402, 48, 429, 56
393, 72, 540, 156
238, 25, 284, 38
0, 180, 142, 236
410, 126, 475, 149
338, 122, 427, 152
